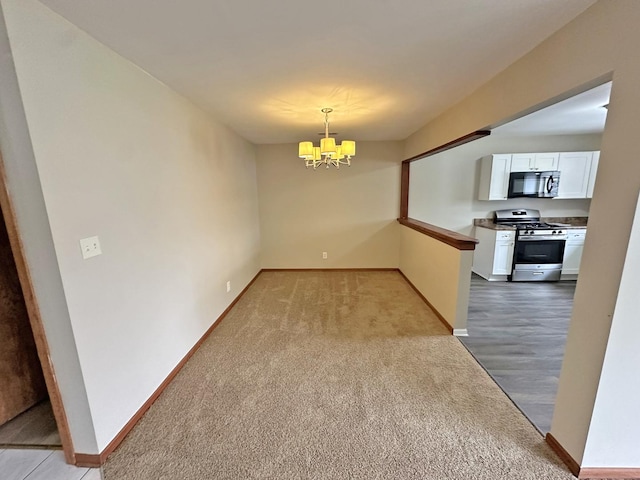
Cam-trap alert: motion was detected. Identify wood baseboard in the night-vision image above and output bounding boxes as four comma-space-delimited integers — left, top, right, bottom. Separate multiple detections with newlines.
396, 270, 454, 334
261, 268, 399, 272
545, 433, 580, 477
74, 270, 263, 467
579, 468, 640, 479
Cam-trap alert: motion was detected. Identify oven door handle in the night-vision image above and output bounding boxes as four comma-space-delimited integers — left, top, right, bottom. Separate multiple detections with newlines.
517, 237, 567, 241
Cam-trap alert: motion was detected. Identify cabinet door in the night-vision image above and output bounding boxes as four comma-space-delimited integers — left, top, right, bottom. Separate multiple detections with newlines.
493, 238, 515, 275
479, 155, 511, 200
488, 155, 511, 200
587, 151, 600, 198
562, 230, 587, 275
511, 154, 534, 172
562, 243, 584, 275
533, 152, 560, 171
556, 152, 593, 199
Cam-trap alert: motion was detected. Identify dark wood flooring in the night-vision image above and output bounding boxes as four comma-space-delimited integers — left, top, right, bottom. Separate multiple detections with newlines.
0, 400, 61, 447
460, 274, 575, 434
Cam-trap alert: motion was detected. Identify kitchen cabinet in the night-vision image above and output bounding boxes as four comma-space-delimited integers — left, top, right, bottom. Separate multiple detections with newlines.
556, 152, 594, 199
586, 151, 600, 198
478, 154, 512, 200
479, 150, 600, 201
472, 227, 515, 281
562, 228, 587, 277
510, 153, 559, 172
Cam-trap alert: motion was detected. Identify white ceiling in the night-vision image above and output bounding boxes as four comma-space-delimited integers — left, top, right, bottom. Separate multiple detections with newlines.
37, 0, 596, 144
493, 82, 611, 136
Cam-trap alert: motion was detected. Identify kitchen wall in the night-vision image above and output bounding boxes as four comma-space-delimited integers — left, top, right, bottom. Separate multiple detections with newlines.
408, 133, 601, 236
257, 142, 401, 269
404, 0, 640, 468
1, 0, 261, 454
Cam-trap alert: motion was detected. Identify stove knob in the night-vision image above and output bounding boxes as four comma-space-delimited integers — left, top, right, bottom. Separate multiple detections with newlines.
552, 230, 557, 234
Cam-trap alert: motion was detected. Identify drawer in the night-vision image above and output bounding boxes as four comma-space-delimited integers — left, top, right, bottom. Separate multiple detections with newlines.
496, 231, 515, 240
567, 229, 587, 241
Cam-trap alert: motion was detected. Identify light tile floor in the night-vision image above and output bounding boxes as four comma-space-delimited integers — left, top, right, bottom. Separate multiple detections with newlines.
0, 449, 101, 480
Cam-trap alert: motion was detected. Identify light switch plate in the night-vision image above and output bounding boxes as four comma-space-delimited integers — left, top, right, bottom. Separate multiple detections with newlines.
80, 236, 102, 259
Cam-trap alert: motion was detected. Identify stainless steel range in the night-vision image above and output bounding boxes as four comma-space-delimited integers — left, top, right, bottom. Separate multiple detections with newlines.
494, 208, 567, 282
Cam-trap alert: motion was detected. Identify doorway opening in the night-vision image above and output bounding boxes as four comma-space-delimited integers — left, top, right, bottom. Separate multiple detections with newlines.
0, 203, 61, 448
406, 79, 611, 434
0, 152, 74, 464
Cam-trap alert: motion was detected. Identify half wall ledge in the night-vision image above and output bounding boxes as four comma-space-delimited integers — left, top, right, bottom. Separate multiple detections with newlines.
397, 218, 478, 251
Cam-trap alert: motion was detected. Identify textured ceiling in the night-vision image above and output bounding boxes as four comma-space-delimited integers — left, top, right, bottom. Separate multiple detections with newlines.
38, 0, 596, 144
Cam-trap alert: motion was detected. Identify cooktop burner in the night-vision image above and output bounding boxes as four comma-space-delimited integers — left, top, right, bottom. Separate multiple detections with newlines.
507, 222, 554, 229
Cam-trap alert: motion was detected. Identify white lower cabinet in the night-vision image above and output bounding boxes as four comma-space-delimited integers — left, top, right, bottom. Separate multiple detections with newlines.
562, 229, 587, 277
472, 227, 515, 281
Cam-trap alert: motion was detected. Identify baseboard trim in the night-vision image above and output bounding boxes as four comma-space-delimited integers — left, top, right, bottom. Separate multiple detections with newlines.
579, 468, 640, 479
453, 328, 468, 336
74, 270, 263, 467
261, 268, 399, 272
396, 270, 454, 334
545, 433, 580, 477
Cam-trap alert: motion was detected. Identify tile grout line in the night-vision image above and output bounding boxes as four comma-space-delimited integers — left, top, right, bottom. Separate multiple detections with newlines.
21, 450, 54, 480
80, 467, 101, 480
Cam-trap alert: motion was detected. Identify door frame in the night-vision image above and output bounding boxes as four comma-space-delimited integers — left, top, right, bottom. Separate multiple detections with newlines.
0, 152, 75, 463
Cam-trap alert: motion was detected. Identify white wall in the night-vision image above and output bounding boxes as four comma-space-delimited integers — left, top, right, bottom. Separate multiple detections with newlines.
408, 134, 601, 236
404, 0, 640, 466
581, 192, 640, 468
0, 6, 98, 454
257, 142, 401, 269
1, 0, 261, 453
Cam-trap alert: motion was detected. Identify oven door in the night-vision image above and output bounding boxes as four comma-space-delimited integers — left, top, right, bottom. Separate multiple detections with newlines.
514, 238, 565, 265
512, 238, 566, 281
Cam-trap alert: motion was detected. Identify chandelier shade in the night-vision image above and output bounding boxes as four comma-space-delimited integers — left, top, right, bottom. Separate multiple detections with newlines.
298, 141, 313, 159
298, 108, 355, 169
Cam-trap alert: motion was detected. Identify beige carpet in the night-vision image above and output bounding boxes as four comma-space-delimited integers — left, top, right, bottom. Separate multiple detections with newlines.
104, 271, 574, 479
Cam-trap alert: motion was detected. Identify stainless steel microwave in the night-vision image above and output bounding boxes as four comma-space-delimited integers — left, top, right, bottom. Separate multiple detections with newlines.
508, 170, 560, 198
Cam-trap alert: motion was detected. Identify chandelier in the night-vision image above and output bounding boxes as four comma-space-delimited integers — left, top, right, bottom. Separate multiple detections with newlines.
298, 108, 356, 169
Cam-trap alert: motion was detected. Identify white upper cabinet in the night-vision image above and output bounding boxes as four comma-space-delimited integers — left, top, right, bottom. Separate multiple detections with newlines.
479, 150, 600, 200
587, 151, 600, 198
510, 153, 535, 171
510, 153, 559, 172
478, 154, 512, 200
556, 152, 594, 199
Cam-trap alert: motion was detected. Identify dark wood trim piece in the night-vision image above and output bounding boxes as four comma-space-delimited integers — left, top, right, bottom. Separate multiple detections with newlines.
545, 433, 580, 477
579, 468, 640, 479
0, 153, 76, 464
402, 130, 491, 164
397, 269, 453, 334
398, 217, 478, 251
73, 453, 101, 468
74, 269, 263, 467
400, 162, 410, 219
261, 268, 399, 272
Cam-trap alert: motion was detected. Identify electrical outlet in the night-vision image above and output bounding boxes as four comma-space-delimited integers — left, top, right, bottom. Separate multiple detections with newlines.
322, 252, 328, 259
80, 236, 102, 259
226, 281, 231, 293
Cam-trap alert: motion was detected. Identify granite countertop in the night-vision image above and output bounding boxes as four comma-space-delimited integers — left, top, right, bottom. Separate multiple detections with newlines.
474, 218, 516, 230
474, 217, 588, 230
